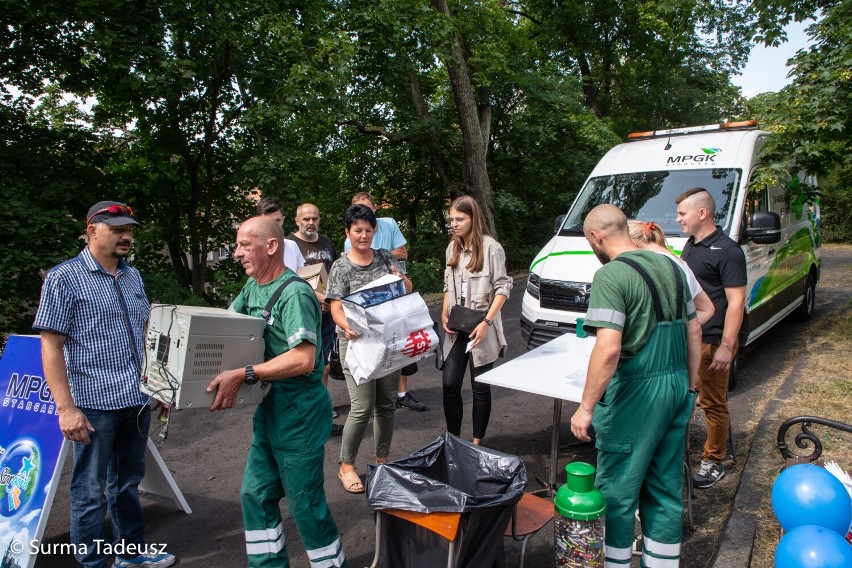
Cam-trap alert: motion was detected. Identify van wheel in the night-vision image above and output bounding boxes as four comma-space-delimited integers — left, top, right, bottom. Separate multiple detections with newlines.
728, 350, 738, 392
791, 273, 816, 322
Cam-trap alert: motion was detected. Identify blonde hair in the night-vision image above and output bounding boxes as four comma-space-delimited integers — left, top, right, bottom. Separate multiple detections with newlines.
628, 220, 667, 248
447, 195, 492, 273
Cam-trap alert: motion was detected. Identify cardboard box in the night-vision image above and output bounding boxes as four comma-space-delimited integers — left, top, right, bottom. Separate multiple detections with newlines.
297, 263, 328, 293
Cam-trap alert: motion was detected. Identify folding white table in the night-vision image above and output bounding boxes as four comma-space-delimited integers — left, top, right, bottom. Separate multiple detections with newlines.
477, 332, 594, 494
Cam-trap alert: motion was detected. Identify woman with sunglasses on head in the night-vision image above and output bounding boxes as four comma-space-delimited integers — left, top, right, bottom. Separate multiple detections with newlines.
326, 204, 412, 494
441, 196, 512, 446
628, 220, 715, 327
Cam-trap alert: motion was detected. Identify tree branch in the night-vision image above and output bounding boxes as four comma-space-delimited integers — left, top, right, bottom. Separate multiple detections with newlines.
337, 120, 418, 142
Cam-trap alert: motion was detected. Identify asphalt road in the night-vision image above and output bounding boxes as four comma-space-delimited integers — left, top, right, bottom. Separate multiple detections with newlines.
34, 250, 846, 567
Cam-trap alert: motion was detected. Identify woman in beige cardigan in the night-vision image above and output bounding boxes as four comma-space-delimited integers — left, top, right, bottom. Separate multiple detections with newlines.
440, 196, 512, 445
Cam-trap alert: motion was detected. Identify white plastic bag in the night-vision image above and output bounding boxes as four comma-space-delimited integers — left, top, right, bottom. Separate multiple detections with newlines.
342, 292, 438, 385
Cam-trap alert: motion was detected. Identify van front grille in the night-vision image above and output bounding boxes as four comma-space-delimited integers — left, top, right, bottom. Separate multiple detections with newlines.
539, 280, 591, 311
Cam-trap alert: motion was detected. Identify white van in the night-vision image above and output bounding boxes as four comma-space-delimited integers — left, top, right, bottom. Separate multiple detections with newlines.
520, 121, 821, 383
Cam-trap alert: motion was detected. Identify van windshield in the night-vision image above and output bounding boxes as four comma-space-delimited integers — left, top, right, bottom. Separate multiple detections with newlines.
559, 168, 741, 236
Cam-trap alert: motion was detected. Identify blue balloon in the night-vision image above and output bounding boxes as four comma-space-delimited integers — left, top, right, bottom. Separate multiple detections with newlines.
775, 525, 852, 568
772, 463, 852, 536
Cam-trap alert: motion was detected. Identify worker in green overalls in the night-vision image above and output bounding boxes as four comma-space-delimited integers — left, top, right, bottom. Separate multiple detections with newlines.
209, 216, 348, 568
571, 205, 701, 567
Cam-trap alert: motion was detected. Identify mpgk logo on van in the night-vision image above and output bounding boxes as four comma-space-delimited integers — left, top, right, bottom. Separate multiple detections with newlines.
666, 147, 721, 166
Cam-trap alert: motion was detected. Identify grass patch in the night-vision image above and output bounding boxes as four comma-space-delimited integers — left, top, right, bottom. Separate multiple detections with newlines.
749, 309, 852, 567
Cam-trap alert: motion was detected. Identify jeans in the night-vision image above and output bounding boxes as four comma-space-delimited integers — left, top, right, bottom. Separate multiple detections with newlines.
70, 406, 150, 567
442, 333, 493, 440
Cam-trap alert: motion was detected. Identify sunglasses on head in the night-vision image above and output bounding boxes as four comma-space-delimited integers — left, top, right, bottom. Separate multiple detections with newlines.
86, 205, 135, 225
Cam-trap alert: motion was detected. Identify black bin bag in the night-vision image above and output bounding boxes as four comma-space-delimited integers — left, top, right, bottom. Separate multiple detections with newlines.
365, 433, 527, 568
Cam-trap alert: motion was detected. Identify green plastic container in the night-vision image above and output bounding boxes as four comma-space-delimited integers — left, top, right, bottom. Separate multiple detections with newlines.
554, 462, 606, 566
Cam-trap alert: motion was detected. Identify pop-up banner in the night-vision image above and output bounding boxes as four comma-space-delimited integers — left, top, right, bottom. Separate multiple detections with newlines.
0, 335, 68, 568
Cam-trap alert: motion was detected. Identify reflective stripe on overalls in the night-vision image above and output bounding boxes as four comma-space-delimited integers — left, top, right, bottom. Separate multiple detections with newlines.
241, 382, 348, 568
593, 256, 697, 568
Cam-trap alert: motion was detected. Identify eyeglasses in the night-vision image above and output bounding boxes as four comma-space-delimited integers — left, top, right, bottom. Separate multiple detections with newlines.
86, 205, 135, 225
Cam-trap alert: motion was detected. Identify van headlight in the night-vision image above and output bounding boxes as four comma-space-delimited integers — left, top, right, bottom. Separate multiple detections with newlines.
527, 273, 541, 299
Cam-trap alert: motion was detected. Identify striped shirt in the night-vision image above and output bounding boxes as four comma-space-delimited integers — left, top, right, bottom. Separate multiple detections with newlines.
33, 247, 150, 409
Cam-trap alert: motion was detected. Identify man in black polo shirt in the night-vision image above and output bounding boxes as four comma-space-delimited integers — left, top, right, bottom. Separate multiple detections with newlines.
676, 188, 746, 488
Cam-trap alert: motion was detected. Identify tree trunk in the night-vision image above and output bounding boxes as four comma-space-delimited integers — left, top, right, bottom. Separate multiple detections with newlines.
409, 73, 462, 194
577, 51, 602, 119
431, 0, 496, 236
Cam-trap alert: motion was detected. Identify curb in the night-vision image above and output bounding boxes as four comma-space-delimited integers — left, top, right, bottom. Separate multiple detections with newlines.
712, 301, 852, 567
711, 349, 807, 567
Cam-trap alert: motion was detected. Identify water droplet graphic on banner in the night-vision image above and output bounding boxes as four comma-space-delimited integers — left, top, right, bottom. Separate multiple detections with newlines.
0, 438, 41, 517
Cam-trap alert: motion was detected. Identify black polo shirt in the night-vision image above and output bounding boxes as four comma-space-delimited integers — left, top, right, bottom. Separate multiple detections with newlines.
681, 228, 747, 344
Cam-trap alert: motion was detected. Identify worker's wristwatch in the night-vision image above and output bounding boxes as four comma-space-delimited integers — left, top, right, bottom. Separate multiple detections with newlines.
483, 317, 494, 327
244, 365, 258, 385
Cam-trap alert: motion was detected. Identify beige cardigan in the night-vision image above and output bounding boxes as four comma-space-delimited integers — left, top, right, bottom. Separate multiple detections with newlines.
442, 235, 513, 367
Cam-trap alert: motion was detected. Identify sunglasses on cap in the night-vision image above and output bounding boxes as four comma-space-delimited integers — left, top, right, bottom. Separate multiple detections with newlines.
86, 204, 135, 225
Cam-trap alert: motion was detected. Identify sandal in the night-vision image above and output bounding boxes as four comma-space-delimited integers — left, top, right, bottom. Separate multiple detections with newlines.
338, 470, 365, 494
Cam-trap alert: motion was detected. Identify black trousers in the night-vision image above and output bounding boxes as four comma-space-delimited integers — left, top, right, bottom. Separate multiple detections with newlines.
442, 332, 493, 440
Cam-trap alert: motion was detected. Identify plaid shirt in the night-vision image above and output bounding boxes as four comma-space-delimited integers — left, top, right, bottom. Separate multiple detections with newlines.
33, 247, 150, 410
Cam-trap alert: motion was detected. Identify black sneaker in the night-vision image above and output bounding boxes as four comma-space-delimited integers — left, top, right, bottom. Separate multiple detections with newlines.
330, 424, 344, 437
396, 391, 427, 411
692, 460, 725, 488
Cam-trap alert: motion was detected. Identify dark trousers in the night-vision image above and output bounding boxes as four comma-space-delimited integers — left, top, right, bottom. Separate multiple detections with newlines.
441, 333, 493, 439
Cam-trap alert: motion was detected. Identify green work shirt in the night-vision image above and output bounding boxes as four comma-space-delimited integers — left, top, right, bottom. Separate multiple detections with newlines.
584, 250, 696, 362
231, 269, 324, 387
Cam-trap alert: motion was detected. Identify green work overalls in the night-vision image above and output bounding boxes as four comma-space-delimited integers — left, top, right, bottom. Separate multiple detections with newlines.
593, 256, 697, 568
241, 380, 348, 568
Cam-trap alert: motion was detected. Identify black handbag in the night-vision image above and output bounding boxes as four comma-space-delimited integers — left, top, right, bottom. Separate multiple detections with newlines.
447, 305, 487, 334
329, 336, 345, 381
446, 266, 488, 334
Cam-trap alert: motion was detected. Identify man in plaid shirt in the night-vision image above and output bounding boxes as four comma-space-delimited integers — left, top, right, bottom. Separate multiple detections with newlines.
34, 201, 175, 568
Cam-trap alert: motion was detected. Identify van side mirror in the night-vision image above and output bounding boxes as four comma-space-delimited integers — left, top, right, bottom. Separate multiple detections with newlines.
746, 211, 781, 244
554, 214, 566, 233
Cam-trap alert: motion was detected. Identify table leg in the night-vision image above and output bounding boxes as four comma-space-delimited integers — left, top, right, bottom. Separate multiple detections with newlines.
549, 398, 562, 495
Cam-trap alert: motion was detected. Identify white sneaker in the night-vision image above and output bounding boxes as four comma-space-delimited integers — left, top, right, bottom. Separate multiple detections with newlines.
114, 553, 176, 567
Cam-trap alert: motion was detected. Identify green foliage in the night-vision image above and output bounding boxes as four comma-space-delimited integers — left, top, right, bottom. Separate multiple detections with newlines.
526, 0, 753, 136
141, 273, 206, 307
817, 169, 852, 243
4, 0, 849, 341
407, 258, 445, 295
0, 96, 105, 334
747, 1, 851, 242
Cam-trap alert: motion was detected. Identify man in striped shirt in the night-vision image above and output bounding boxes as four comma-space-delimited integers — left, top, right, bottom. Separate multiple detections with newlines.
34, 201, 175, 568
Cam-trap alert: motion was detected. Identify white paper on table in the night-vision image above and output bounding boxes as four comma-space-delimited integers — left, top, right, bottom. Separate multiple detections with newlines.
563, 369, 586, 387
563, 338, 594, 387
